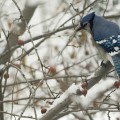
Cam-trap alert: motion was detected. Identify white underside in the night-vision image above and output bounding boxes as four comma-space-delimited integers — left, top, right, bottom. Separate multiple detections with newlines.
95, 41, 114, 65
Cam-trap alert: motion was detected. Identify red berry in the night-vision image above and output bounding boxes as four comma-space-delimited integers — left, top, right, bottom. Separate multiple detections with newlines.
17, 40, 24, 45
4, 73, 9, 79
81, 89, 87, 96
48, 66, 56, 75
114, 81, 120, 88
81, 82, 88, 88
41, 108, 47, 114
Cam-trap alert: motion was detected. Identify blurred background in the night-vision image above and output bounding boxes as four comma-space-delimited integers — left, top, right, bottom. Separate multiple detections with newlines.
0, 0, 120, 120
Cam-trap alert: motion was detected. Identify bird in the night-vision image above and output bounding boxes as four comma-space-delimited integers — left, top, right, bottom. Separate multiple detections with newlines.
76, 12, 120, 78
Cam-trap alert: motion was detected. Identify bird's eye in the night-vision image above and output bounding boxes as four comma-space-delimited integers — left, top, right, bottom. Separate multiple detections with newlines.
80, 21, 88, 27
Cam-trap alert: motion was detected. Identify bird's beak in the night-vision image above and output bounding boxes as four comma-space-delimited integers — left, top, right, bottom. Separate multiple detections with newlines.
76, 25, 83, 31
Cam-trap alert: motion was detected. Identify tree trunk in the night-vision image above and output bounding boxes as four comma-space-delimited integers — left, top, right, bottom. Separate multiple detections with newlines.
0, 78, 4, 120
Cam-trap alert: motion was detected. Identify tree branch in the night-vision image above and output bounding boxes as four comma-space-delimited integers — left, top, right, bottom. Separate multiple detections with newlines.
39, 61, 113, 120
0, 0, 38, 64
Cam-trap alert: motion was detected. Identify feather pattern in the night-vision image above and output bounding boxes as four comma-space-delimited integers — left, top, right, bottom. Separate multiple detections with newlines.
112, 54, 120, 77
96, 35, 120, 55
78, 12, 120, 78
92, 15, 120, 41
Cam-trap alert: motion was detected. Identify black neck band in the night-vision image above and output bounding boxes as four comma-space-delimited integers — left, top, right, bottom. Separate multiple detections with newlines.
90, 14, 95, 30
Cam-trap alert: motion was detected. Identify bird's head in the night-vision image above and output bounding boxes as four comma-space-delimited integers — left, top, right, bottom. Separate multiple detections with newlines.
76, 12, 95, 32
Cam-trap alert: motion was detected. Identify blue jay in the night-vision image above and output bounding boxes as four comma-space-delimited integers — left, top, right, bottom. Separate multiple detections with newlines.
76, 12, 120, 78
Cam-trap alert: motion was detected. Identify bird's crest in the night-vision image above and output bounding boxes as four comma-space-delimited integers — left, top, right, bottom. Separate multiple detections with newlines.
80, 12, 95, 26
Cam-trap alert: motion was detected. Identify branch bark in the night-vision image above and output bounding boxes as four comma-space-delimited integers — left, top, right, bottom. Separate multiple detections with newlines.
0, 1, 38, 119
0, 78, 4, 120
0, 0, 38, 64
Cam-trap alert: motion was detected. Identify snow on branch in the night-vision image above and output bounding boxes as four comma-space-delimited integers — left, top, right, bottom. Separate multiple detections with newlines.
39, 84, 78, 120
39, 61, 114, 120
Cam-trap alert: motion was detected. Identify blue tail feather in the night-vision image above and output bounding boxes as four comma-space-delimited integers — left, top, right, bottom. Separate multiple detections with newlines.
112, 54, 120, 78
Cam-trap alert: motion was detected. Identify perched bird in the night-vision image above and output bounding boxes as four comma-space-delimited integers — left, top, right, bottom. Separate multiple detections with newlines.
76, 12, 120, 78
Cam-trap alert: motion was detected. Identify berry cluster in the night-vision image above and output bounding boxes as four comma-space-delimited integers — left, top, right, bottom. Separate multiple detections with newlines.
76, 81, 88, 96
81, 81, 88, 96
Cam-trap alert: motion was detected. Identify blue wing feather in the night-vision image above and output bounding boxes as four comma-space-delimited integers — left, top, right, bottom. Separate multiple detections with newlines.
80, 12, 120, 78
112, 54, 120, 77
96, 35, 120, 78
92, 15, 120, 41
96, 35, 120, 54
